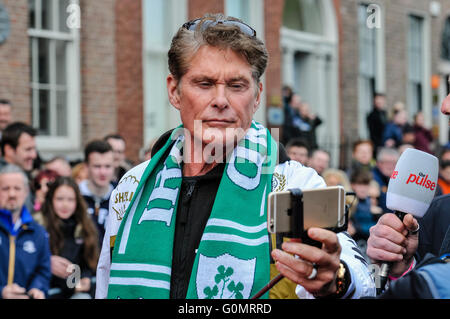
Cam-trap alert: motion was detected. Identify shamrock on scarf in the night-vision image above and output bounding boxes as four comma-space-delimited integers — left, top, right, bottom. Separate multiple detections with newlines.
202, 265, 244, 299
203, 285, 219, 299
227, 280, 244, 299
215, 265, 234, 284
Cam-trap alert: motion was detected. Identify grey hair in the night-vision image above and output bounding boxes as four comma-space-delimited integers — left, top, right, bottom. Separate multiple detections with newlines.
377, 147, 400, 162
0, 164, 30, 190
168, 13, 268, 84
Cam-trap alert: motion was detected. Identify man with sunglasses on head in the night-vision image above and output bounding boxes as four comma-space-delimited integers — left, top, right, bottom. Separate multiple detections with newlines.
96, 13, 375, 299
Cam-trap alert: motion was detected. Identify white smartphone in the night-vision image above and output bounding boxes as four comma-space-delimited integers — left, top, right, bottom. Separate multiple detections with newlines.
267, 186, 346, 234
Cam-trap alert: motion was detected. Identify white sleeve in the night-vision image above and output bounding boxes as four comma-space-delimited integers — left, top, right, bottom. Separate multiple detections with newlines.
273, 160, 326, 190
95, 188, 117, 299
337, 232, 376, 298
95, 160, 148, 299
295, 233, 376, 299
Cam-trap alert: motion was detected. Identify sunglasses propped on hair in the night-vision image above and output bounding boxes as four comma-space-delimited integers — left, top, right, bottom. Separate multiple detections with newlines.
182, 18, 256, 37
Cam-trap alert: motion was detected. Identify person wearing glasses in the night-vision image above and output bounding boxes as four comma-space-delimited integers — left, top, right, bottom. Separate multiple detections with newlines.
96, 13, 375, 299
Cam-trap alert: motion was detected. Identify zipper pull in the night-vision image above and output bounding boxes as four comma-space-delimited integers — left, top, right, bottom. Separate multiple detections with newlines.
182, 181, 196, 205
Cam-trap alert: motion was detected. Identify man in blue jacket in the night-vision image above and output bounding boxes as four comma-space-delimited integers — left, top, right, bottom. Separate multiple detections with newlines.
0, 164, 51, 299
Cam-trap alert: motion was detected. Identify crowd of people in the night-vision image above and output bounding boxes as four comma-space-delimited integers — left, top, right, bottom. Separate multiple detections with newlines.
282, 87, 450, 260
0, 102, 140, 299
0, 13, 449, 300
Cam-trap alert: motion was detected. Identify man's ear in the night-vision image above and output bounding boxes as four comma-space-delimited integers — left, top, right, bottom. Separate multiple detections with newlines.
253, 81, 263, 113
167, 74, 181, 110
3, 144, 14, 160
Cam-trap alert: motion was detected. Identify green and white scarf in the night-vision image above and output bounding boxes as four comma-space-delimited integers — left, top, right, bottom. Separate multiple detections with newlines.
107, 121, 277, 299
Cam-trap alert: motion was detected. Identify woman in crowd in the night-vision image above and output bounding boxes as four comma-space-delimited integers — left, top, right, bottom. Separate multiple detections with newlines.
34, 177, 99, 299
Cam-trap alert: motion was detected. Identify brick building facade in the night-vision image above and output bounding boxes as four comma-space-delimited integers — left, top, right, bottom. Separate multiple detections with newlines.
0, 0, 449, 167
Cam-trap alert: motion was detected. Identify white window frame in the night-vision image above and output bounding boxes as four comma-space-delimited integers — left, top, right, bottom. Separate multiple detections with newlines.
28, 0, 81, 151
280, 0, 339, 167
142, 0, 187, 148
407, 12, 432, 126
225, 0, 266, 125
357, 2, 386, 140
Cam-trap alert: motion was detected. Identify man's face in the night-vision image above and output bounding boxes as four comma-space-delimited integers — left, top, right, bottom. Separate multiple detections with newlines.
415, 112, 424, 127
353, 143, 373, 165
442, 150, 450, 162
441, 166, 450, 183
106, 138, 126, 168
308, 151, 330, 175
287, 146, 308, 165
299, 103, 310, 118
290, 95, 302, 112
0, 104, 12, 131
167, 46, 262, 151
6, 133, 37, 172
377, 155, 398, 178
86, 151, 114, 188
351, 183, 370, 199
394, 110, 407, 126
374, 95, 386, 110
0, 172, 28, 213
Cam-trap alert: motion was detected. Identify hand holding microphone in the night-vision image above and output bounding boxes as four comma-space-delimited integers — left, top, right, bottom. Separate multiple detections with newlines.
367, 212, 419, 277
366, 148, 438, 293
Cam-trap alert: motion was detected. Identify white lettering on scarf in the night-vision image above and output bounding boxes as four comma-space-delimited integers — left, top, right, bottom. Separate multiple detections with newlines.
138, 164, 181, 227
226, 124, 267, 191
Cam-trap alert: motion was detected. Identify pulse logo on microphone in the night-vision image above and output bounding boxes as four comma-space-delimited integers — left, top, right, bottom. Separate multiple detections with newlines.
386, 148, 438, 218
405, 172, 436, 191
379, 149, 438, 294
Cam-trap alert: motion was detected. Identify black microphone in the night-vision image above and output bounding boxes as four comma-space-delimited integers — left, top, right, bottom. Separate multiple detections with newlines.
378, 148, 438, 294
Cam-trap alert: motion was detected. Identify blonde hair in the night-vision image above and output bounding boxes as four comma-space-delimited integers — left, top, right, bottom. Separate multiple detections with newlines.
322, 168, 358, 216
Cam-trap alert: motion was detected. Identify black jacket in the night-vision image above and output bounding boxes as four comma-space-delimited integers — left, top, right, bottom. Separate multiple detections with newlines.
367, 108, 387, 149
48, 217, 95, 299
375, 195, 450, 299
417, 194, 450, 260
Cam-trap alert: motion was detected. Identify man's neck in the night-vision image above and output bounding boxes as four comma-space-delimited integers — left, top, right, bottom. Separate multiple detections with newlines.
11, 208, 22, 224
3, 157, 14, 166
182, 139, 233, 177
183, 161, 219, 177
86, 180, 110, 198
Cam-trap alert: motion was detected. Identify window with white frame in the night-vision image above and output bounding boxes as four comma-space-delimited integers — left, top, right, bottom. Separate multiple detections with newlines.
282, 0, 323, 35
442, 17, 450, 61
225, 0, 264, 62
358, 3, 384, 139
142, 0, 186, 146
226, 0, 250, 22
28, 0, 80, 150
225, 0, 265, 124
408, 14, 424, 114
